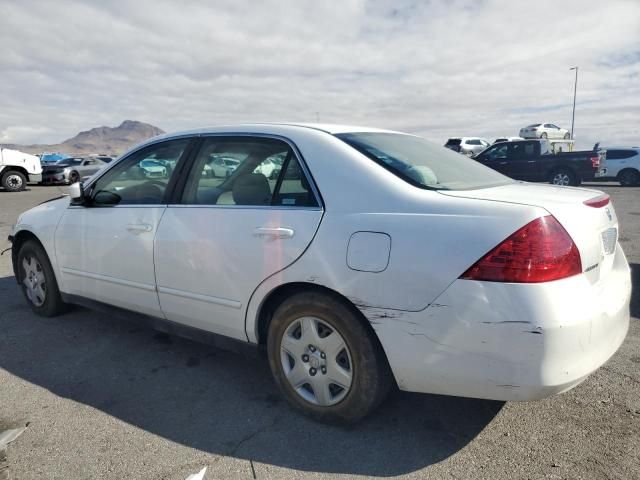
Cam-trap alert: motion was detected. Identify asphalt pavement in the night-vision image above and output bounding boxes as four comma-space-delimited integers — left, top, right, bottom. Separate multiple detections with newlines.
0, 183, 638, 479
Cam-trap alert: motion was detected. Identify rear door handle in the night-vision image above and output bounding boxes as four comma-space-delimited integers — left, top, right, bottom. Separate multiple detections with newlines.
253, 227, 295, 239
126, 223, 153, 234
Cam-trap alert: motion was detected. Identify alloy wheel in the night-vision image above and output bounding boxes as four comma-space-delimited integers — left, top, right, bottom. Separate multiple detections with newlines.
552, 172, 571, 186
22, 255, 46, 307
280, 316, 353, 406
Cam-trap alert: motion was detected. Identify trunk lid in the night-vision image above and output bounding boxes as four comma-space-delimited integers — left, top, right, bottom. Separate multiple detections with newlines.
439, 183, 619, 284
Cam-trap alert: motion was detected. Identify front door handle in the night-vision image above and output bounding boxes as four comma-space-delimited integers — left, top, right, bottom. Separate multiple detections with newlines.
126, 223, 153, 234
253, 227, 295, 239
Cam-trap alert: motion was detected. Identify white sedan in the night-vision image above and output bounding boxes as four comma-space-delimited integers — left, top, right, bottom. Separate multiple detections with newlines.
520, 123, 571, 139
10, 124, 631, 423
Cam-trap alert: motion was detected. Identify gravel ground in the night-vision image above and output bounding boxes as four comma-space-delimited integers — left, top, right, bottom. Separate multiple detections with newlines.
0, 183, 638, 480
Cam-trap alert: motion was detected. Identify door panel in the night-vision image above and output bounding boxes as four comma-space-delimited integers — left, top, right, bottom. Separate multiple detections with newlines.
56, 206, 166, 316
154, 207, 322, 340
154, 135, 323, 340
54, 138, 192, 316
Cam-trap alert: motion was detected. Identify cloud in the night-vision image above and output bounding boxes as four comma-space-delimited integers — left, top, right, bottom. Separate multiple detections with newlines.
0, 0, 639, 149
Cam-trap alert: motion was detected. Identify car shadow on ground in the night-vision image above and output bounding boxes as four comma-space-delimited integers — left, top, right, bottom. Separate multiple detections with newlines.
0, 275, 503, 476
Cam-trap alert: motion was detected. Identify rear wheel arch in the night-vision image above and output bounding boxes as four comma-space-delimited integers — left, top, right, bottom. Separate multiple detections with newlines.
255, 282, 389, 358
617, 168, 640, 186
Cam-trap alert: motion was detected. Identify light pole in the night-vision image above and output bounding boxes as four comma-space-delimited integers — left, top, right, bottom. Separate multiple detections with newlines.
570, 66, 578, 140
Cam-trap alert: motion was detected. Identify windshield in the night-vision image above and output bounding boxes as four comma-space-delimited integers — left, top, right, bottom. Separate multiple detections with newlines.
337, 132, 513, 190
527, 124, 541, 127
140, 160, 163, 167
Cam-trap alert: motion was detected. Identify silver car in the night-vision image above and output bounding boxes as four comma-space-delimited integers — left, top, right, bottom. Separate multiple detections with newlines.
444, 137, 491, 156
41, 157, 112, 184
519, 123, 570, 139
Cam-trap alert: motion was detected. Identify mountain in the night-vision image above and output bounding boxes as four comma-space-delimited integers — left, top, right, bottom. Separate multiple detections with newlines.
2, 120, 165, 156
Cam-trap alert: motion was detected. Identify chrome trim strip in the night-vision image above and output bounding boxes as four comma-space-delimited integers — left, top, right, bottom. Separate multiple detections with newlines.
166, 204, 321, 211
157, 285, 242, 309
60, 267, 156, 292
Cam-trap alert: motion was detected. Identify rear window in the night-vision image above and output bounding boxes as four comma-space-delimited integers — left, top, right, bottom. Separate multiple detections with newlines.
337, 132, 513, 191
527, 124, 541, 127
445, 139, 461, 146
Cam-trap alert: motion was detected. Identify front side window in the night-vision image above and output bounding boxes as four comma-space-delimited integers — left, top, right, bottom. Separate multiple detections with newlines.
90, 138, 190, 206
337, 132, 511, 190
181, 136, 318, 207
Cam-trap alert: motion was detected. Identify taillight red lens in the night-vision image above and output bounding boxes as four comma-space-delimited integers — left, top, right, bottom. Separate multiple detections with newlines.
460, 216, 582, 283
583, 194, 609, 208
590, 155, 600, 168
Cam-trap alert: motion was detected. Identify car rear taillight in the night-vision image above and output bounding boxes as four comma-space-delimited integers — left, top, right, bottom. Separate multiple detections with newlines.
583, 194, 609, 208
460, 215, 581, 283
590, 155, 600, 168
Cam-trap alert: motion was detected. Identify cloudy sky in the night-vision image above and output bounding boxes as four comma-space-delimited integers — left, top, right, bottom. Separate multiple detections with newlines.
1, 0, 639, 149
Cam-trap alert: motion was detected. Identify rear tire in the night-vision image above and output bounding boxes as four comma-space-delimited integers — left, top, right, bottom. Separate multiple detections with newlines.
618, 169, 640, 187
267, 291, 393, 424
564, 132, 570, 139
1, 170, 26, 192
17, 240, 66, 317
549, 168, 577, 186
541, 132, 548, 139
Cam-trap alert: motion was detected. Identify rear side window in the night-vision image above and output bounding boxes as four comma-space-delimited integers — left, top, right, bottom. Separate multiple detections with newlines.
181, 136, 318, 207
337, 132, 512, 190
445, 139, 461, 146
606, 150, 636, 160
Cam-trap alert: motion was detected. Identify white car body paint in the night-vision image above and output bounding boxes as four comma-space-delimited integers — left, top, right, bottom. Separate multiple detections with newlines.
12, 123, 631, 402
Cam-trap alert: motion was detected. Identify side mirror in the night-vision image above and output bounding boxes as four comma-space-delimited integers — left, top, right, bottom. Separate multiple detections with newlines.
68, 181, 85, 204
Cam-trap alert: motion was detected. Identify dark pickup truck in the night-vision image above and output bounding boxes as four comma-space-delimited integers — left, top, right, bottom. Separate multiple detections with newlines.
472, 139, 604, 186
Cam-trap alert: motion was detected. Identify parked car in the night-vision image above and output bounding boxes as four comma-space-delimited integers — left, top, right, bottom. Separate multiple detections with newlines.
138, 159, 167, 178
0, 148, 43, 191
42, 157, 110, 185
493, 136, 524, 144
598, 147, 640, 186
519, 123, 570, 139
472, 139, 604, 186
10, 124, 630, 424
203, 155, 241, 177
444, 137, 491, 156
253, 156, 283, 179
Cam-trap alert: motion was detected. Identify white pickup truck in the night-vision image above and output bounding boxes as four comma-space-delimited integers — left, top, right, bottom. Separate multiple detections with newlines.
0, 148, 43, 192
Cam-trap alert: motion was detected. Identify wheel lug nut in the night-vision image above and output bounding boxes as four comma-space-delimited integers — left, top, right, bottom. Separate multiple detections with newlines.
320, 352, 326, 359
321, 367, 326, 374
309, 345, 316, 352
309, 368, 317, 376
302, 354, 309, 362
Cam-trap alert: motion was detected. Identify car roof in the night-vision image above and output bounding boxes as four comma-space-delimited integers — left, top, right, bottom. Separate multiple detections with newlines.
120, 123, 405, 158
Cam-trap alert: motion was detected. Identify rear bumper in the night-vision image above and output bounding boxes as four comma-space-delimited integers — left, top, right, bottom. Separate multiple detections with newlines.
367, 244, 631, 401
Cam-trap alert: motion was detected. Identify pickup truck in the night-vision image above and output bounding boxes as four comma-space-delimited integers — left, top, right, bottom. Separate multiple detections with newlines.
472, 139, 604, 186
0, 148, 43, 192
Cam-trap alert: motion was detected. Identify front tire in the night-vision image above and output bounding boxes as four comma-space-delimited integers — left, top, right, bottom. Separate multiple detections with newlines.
68, 171, 79, 184
17, 240, 66, 317
564, 132, 570, 139
1, 170, 26, 192
540, 132, 548, 139
267, 291, 393, 424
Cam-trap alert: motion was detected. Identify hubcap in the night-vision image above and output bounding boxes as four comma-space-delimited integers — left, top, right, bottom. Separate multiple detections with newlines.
22, 255, 46, 307
7, 174, 23, 189
280, 316, 353, 406
553, 173, 570, 186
